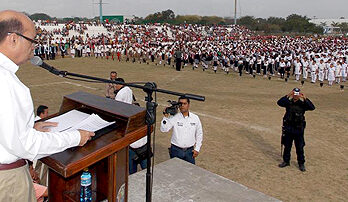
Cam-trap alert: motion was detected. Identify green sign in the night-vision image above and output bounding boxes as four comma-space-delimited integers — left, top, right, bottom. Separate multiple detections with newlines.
102, 16, 124, 23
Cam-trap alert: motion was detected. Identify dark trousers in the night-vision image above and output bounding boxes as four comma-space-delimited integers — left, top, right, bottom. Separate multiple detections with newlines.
282, 126, 305, 164
129, 149, 147, 175
249, 64, 253, 74
262, 65, 267, 75
245, 62, 249, 72
176, 59, 181, 71
169, 144, 195, 164
268, 64, 274, 75
280, 68, 285, 78
238, 65, 243, 76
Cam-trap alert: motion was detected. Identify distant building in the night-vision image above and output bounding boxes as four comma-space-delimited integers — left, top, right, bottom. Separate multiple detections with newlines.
322, 26, 341, 34
309, 18, 348, 35
309, 18, 348, 26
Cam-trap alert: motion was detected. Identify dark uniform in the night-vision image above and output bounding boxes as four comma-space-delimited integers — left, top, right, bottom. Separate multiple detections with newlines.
174, 50, 182, 71
277, 91, 315, 171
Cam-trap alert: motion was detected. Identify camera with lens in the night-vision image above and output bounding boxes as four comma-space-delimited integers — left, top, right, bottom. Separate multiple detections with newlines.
164, 100, 181, 115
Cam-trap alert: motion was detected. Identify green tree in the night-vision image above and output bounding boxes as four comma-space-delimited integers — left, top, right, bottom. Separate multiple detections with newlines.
283, 14, 307, 32
237, 16, 257, 29
30, 13, 52, 21
144, 9, 175, 23
331, 22, 340, 27
133, 16, 144, 24
338, 22, 348, 32
162, 9, 175, 20
267, 17, 285, 28
282, 14, 322, 33
223, 17, 235, 25
200, 16, 225, 25
174, 15, 201, 24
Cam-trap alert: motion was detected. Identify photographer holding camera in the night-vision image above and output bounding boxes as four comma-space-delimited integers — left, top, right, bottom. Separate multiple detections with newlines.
277, 88, 315, 172
160, 96, 203, 164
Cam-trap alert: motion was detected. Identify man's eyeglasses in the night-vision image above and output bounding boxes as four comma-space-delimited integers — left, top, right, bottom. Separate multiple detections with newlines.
8, 32, 38, 44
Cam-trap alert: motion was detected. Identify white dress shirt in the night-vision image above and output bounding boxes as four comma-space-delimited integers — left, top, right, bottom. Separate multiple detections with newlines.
34, 116, 41, 122
115, 86, 133, 104
114, 86, 146, 148
0, 53, 81, 164
160, 112, 203, 152
311, 64, 318, 72
295, 62, 302, 74
130, 136, 147, 149
318, 63, 325, 72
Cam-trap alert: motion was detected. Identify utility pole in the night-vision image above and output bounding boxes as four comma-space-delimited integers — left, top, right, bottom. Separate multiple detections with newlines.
99, 0, 103, 23
94, 0, 108, 24
234, 0, 237, 25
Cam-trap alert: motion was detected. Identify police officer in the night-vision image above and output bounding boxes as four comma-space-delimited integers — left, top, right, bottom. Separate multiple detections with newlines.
277, 88, 315, 172
160, 96, 203, 164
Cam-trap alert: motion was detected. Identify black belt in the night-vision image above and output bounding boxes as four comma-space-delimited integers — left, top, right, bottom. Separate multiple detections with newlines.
171, 144, 194, 151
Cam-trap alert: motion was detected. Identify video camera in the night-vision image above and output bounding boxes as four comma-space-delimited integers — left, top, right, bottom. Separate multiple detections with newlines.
164, 100, 181, 115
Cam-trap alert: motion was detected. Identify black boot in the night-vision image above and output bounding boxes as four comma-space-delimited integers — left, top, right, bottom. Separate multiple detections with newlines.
299, 164, 306, 172
278, 162, 290, 168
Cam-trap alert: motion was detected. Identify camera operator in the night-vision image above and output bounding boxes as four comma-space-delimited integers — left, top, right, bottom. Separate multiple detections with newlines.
160, 96, 203, 164
277, 88, 315, 172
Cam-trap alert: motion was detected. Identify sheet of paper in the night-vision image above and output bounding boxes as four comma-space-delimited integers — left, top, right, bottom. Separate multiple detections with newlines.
45, 110, 90, 132
68, 114, 115, 132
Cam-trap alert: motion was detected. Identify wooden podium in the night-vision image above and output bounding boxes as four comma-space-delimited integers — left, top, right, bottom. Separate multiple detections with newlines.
40, 91, 147, 202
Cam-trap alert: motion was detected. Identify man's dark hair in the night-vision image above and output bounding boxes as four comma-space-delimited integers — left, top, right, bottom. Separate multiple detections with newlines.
36, 105, 48, 116
0, 18, 24, 44
115, 77, 125, 83
178, 95, 190, 104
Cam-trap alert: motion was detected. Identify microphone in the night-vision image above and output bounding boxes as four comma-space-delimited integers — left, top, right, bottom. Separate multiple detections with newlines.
30, 56, 64, 76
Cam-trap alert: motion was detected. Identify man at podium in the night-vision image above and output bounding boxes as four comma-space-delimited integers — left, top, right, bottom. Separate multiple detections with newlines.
0, 10, 95, 202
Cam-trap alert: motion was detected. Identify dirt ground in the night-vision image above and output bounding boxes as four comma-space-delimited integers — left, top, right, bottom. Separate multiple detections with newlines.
19, 57, 348, 201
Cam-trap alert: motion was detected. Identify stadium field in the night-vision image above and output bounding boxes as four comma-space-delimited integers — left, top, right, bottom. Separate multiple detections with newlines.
20, 57, 348, 201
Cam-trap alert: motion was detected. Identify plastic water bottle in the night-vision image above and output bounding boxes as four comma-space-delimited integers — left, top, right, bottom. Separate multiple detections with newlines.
80, 168, 92, 202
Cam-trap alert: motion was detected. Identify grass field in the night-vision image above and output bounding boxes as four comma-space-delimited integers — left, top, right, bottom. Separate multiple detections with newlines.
19, 57, 348, 201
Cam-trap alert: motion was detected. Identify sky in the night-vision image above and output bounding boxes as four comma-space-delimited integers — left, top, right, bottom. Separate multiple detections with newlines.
0, 0, 347, 19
